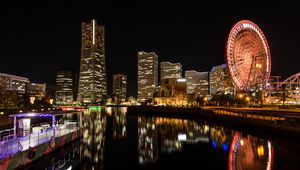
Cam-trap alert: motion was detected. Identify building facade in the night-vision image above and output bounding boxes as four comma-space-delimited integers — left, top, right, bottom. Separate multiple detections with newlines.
113, 74, 127, 100
209, 64, 234, 95
29, 83, 46, 100
160, 62, 182, 81
137, 51, 158, 101
153, 78, 187, 106
56, 71, 73, 105
77, 19, 107, 104
185, 70, 209, 97
0, 73, 29, 93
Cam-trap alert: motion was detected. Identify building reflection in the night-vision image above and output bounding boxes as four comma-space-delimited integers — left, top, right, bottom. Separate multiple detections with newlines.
112, 107, 127, 140
210, 126, 234, 152
156, 117, 210, 153
81, 109, 107, 170
137, 116, 274, 170
137, 116, 210, 164
138, 116, 158, 164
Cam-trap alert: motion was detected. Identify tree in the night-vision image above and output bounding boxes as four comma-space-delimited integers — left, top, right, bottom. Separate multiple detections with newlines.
211, 92, 235, 106
33, 97, 51, 109
0, 89, 19, 109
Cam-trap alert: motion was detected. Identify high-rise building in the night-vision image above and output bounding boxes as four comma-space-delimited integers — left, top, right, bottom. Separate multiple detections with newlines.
113, 74, 127, 99
29, 83, 46, 100
160, 62, 182, 81
209, 64, 234, 95
0, 73, 29, 93
56, 71, 73, 105
185, 70, 209, 97
77, 19, 106, 103
137, 51, 158, 101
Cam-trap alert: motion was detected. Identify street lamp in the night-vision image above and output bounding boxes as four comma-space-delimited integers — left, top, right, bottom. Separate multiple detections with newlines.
246, 96, 250, 107
49, 99, 54, 105
203, 97, 208, 106
239, 94, 243, 99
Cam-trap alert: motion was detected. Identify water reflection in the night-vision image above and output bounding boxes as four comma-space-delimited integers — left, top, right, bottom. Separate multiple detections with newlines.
137, 116, 274, 170
112, 107, 127, 140
81, 109, 107, 170
138, 117, 158, 164
23, 140, 81, 170
229, 132, 273, 170
26, 107, 300, 169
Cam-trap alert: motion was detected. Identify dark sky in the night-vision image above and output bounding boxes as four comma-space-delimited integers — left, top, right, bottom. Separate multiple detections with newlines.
0, 2, 300, 97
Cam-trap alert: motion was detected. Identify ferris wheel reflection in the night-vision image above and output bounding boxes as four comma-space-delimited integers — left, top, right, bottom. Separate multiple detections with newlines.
229, 132, 273, 170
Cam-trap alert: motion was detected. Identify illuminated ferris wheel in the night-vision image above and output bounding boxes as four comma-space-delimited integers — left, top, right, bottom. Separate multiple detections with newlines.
226, 20, 271, 91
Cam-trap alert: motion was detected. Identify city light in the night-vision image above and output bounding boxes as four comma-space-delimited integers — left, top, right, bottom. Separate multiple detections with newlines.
88, 106, 101, 112
240, 139, 244, 146
92, 19, 95, 45
178, 133, 187, 141
256, 63, 262, 68
177, 78, 186, 82
257, 145, 265, 156
30, 97, 35, 105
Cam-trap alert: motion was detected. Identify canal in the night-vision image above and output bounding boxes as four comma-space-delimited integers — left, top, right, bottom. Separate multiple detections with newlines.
23, 107, 300, 170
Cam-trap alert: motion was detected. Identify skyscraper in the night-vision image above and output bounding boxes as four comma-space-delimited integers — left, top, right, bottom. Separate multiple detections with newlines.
185, 70, 209, 97
56, 71, 73, 105
209, 64, 234, 95
160, 62, 182, 81
137, 51, 158, 101
78, 19, 107, 104
113, 74, 127, 100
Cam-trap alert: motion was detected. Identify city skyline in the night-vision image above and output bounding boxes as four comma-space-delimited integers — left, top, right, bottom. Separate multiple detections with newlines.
0, 3, 300, 97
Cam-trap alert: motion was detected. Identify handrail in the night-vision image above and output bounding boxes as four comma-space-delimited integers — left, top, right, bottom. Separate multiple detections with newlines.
0, 128, 14, 134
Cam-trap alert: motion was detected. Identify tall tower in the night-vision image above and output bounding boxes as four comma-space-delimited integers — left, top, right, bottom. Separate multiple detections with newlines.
77, 19, 107, 104
137, 51, 158, 101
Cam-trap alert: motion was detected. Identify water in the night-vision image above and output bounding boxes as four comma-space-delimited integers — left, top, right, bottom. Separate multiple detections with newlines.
25, 107, 300, 170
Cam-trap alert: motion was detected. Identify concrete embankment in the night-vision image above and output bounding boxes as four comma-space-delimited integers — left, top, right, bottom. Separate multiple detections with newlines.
127, 106, 300, 141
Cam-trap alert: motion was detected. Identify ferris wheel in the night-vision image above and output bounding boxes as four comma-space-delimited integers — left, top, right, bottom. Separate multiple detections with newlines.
226, 20, 271, 91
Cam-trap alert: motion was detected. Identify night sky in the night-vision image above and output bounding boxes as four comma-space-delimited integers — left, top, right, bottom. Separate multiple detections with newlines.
0, 2, 300, 97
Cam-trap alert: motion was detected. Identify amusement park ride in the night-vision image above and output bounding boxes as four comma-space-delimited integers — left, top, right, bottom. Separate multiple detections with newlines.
226, 20, 300, 105
226, 20, 271, 92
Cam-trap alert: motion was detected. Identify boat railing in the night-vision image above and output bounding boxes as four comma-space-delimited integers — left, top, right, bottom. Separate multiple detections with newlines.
0, 123, 80, 159
0, 128, 15, 144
